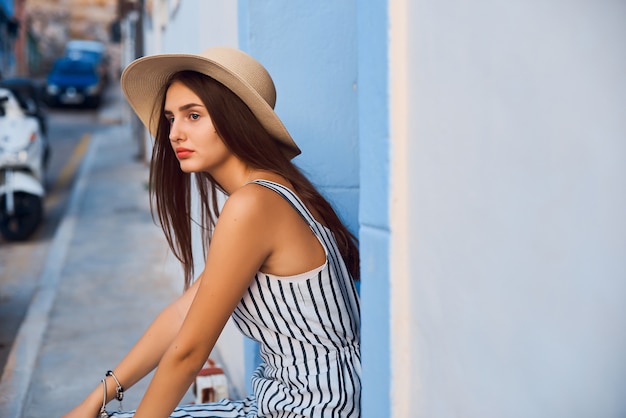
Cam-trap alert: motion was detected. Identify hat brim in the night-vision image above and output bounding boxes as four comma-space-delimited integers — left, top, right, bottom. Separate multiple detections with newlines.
120, 49, 301, 159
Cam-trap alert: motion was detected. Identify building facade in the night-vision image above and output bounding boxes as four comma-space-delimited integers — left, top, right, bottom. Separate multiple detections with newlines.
137, 1, 626, 417
0, 0, 18, 77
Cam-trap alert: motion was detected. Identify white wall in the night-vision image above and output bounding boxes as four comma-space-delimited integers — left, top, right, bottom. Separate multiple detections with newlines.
394, 1, 626, 416
145, 0, 237, 55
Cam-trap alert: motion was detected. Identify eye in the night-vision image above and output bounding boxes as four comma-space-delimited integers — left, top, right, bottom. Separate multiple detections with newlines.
189, 113, 200, 121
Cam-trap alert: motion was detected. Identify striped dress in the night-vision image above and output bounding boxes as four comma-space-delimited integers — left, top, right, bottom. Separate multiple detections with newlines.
112, 180, 361, 417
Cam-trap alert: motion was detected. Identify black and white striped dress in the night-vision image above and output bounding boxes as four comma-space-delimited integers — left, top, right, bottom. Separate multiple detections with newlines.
112, 180, 361, 417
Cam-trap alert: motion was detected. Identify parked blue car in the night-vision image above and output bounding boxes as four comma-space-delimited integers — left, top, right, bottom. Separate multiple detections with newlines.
65, 39, 110, 85
45, 57, 104, 108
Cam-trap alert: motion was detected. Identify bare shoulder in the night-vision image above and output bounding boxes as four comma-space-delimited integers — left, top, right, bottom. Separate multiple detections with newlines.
214, 182, 288, 240
206, 184, 281, 274
220, 182, 281, 219
217, 181, 326, 277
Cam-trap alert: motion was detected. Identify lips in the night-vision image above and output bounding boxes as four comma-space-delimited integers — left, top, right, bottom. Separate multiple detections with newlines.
175, 147, 193, 158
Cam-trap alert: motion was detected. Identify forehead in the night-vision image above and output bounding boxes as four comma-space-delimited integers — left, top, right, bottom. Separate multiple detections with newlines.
164, 81, 203, 108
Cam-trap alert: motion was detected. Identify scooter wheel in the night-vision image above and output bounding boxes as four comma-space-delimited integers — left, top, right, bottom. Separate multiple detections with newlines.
0, 192, 44, 241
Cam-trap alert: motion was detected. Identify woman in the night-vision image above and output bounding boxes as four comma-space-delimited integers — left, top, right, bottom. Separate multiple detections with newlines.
64, 47, 361, 418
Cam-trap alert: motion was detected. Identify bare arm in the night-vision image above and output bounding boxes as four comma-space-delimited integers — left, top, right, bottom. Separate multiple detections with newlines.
62, 277, 201, 418
64, 183, 318, 418
132, 189, 273, 418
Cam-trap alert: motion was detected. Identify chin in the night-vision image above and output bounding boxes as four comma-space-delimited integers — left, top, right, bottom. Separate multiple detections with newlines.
178, 162, 197, 173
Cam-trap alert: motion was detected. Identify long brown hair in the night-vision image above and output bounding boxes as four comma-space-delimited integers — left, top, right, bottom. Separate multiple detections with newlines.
149, 70, 359, 288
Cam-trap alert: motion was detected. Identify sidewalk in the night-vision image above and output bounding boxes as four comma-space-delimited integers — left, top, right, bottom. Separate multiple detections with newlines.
0, 84, 192, 417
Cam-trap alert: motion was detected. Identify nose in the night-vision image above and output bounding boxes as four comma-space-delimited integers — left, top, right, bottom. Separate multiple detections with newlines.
169, 118, 184, 143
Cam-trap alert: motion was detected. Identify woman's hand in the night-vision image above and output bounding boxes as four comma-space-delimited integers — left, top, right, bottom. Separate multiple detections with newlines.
61, 259, 202, 418
62, 393, 103, 418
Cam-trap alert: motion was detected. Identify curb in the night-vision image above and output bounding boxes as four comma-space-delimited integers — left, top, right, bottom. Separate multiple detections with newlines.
0, 130, 102, 418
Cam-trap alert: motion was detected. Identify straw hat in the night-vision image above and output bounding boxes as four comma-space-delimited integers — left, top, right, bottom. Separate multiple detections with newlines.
120, 46, 301, 159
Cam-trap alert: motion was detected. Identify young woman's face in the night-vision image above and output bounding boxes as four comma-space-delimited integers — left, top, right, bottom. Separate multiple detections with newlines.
164, 81, 231, 173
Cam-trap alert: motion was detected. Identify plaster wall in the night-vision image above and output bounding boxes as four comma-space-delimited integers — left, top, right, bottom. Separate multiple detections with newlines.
357, 0, 391, 416
397, 1, 626, 416
238, 0, 359, 392
145, 0, 237, 56
240, 0, 359, 236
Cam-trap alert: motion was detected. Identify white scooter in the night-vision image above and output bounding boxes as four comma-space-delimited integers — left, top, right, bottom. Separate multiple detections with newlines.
0, 87, 46, 241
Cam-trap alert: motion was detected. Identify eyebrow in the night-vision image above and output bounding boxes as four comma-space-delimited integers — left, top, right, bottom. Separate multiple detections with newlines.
163, 102, 204, 115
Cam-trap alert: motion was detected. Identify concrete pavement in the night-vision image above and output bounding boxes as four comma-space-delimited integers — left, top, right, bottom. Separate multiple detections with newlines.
0, 82, 194, 417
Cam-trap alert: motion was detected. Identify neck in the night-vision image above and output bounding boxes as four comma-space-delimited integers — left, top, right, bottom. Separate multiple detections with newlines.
213, 164, 265, 195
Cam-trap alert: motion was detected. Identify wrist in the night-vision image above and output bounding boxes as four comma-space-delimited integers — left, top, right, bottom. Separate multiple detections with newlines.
78, 390, 104, 417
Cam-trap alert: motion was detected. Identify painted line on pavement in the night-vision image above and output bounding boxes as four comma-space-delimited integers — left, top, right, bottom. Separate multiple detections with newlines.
55, 133, 92, 190
46, 133, 91, 208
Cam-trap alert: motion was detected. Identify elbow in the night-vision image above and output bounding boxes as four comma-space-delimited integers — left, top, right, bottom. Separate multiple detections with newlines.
161, 340, 208, 379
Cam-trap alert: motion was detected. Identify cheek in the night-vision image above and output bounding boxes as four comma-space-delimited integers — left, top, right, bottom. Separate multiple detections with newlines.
206, 130, 226, 148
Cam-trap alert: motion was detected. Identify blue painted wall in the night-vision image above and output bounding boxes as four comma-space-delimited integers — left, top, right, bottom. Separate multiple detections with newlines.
357, 0, 390, 416
240, 1, 392, 413
239, 0, 359, 236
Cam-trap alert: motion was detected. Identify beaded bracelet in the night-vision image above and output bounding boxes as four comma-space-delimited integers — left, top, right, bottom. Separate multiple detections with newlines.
106, 370, 125, 412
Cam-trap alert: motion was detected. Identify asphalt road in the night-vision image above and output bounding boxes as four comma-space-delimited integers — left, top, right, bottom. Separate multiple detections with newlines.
0, 84, 122, 378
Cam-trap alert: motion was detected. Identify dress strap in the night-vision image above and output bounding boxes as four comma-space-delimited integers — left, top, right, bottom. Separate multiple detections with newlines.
248, 180, 317, 229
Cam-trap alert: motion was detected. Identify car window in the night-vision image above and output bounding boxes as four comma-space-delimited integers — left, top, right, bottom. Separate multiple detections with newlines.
53, 60, 95, 76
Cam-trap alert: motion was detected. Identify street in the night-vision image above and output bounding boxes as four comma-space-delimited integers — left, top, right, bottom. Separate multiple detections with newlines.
0, 83, 123, 379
